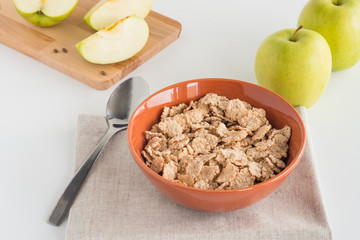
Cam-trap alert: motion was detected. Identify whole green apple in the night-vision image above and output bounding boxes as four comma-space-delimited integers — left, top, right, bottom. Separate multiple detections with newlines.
13, 0, 78, 27
255, 27, 332, 108
298, 0, 360, 71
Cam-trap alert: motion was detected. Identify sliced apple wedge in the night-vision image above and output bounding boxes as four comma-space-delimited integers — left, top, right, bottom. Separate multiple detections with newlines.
84, 0, 153, 31
13, 0, 78, 27
75, 16, 149, 64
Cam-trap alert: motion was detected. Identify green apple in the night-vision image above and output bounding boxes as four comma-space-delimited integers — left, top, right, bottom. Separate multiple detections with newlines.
298, 0, 360, 71
254, 27, 332, 108
76, 16, 149, 64
84, 0, 153, 31
13, 0, 78, 27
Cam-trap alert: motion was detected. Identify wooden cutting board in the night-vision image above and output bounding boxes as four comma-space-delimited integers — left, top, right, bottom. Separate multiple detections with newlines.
0, 0, 181, 90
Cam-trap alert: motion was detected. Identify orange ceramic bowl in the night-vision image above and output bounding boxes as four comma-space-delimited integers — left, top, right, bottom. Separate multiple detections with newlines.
127, 78, 306, 212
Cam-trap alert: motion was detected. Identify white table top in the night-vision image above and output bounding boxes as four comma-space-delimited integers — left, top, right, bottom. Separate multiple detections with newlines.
1, 0, 359, 239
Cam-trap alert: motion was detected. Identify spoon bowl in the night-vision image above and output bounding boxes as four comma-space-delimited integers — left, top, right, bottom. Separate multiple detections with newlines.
107, 77, 150, 126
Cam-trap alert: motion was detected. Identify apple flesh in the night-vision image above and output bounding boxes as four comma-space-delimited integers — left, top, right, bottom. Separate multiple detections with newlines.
255, 27, 332, 108
76, 16, 149, 64
13, 0, 78, 27
84, 0, 153, 31
298, 0, 360, 71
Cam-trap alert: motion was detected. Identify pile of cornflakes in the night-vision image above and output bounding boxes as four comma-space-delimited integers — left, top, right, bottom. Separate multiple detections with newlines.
141, 93, 291, 190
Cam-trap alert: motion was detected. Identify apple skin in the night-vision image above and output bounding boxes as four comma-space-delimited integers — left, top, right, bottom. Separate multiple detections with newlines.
255, 28, 332, 108
298, 0, 360, 71
13, 0, 78, 27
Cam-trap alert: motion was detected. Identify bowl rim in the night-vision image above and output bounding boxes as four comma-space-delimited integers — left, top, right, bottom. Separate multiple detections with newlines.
128, 78, 306, 194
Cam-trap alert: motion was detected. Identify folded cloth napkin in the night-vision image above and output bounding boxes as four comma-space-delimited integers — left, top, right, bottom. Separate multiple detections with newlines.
66, 106, 332, 240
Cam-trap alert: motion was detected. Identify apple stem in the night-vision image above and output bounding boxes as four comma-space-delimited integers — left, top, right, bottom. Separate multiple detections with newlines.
291, 25, 303, 42
333, 0, 338, 5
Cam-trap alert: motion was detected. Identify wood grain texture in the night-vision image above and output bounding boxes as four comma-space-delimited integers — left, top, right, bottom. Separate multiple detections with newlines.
0, 0, 181, 90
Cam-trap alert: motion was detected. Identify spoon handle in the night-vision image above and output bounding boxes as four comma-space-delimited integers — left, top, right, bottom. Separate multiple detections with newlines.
48, 126, 126, 226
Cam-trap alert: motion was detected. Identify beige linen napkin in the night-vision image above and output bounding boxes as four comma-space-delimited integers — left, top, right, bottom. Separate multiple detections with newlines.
66, 106, 332, 240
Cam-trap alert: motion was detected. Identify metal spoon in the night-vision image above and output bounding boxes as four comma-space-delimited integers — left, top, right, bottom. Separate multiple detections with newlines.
48, 76, 149, 226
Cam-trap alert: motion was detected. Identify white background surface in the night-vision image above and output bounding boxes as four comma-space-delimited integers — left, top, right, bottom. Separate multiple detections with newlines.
0, 0, 359, 239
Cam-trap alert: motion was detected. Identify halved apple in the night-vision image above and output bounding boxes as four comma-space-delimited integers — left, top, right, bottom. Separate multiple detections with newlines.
75, 16, 149, 64
84, 0, 153, 31
13, 0, 78, 27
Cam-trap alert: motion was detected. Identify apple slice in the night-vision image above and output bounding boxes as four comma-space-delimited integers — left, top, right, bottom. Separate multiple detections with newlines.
13, 0, 78, 27
84, 0, 153, 31
76, 16, 149, 64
